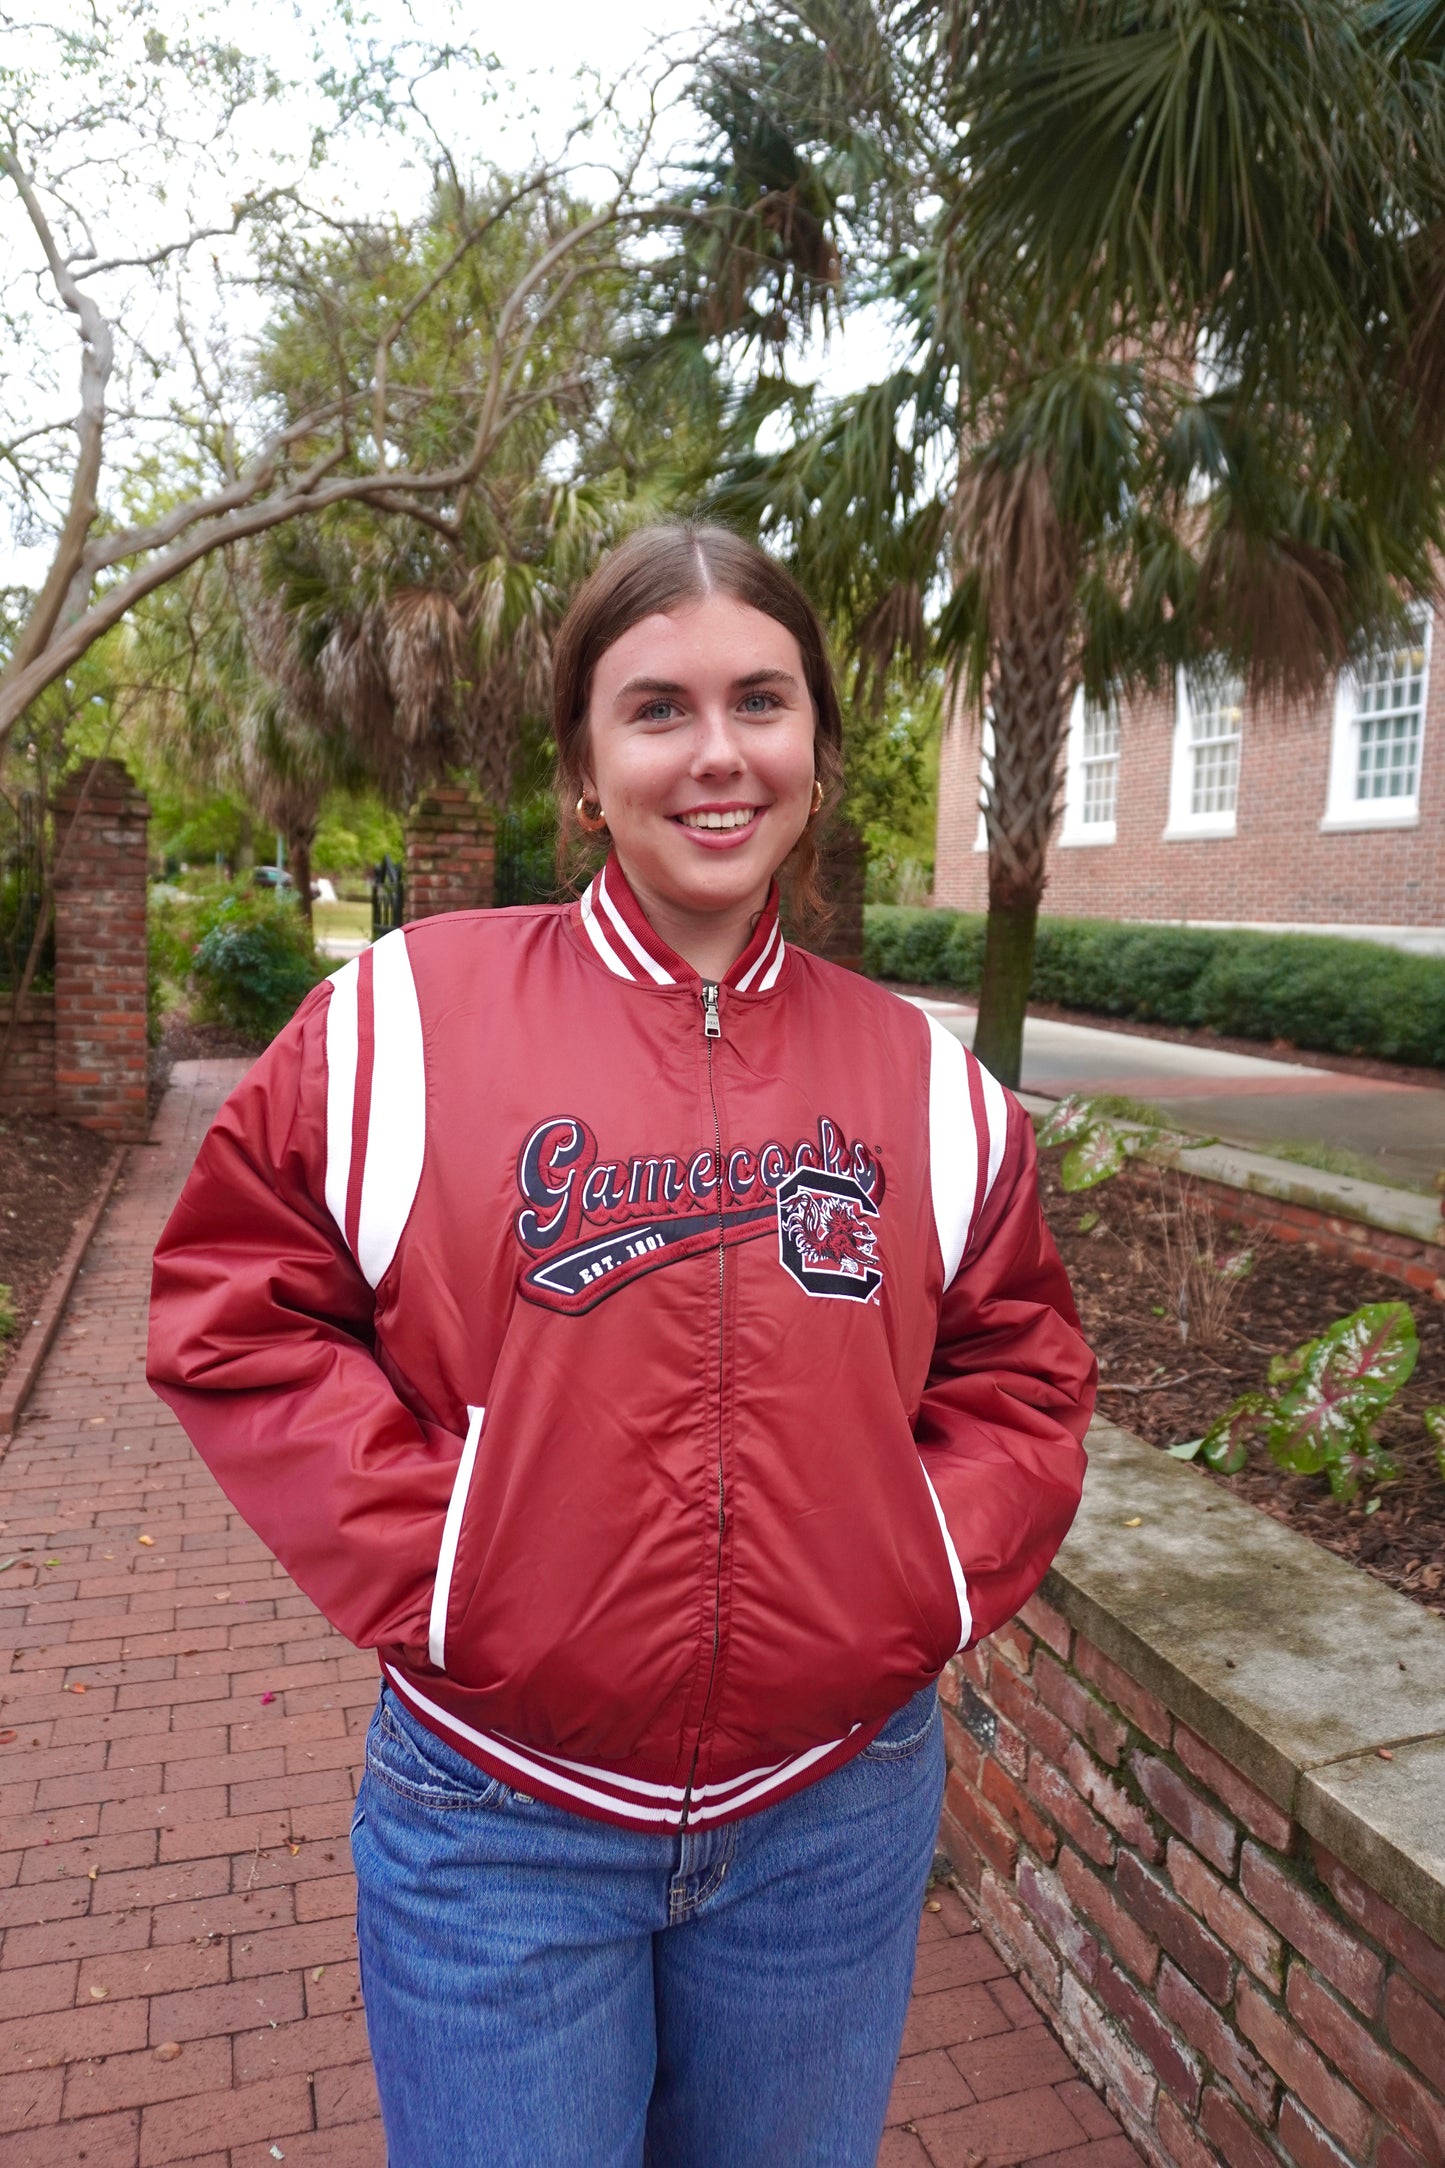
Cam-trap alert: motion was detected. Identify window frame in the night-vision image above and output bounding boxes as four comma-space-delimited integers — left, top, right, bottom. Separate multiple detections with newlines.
1059, 687, 1120, 847
1164, 665, 1244, 840
1321, 607, 1431, 833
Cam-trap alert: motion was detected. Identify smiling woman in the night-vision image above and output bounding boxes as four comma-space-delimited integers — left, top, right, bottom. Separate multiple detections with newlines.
551, 523, 844, 977
147, 517, 1095, 2168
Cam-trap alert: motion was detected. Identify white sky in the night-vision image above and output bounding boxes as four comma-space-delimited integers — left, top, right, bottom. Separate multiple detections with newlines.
1, 0, 899, 594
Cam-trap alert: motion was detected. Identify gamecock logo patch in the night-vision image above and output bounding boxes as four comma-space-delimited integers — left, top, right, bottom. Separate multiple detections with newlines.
777, 1167, 882, 1303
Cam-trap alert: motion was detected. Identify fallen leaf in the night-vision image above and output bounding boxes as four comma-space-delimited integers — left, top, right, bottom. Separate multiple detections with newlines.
43, 1558, 59, 1567
154, 2041, 182, 2062
0, 1559, 17, 1572
87, 1865, 99, 1882
0, 1731, 15, 1745
89, 1985, 107, 1999
66, 1683, 87, 1694
312, 1966, 325, 1981
1123, 1517, 1143, 1528
137, 1535, 154, 1547
214, 1591, 232, 1601
288, 1843, 301, 1856
925, 1900, 942, 1914
1377, 1748, 1395, 1761
259, 1692, 276, 1705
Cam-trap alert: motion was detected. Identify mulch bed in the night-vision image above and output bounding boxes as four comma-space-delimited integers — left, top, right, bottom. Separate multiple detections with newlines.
0, 1113, 117, 1391
1041, 1151, 1445, 1618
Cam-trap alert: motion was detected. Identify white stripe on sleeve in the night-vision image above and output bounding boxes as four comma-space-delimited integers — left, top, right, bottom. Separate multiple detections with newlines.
429, 1404, 485, 1671
356, 928, 426, 1289
323, 959, 360, 1245
925, 1014, 979, 1288
978, 1063, 1008, 1211
920, 1462, 973, 1655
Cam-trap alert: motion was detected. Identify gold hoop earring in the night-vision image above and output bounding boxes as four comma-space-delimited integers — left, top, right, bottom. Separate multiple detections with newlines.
810, 779, 825, 816
576, 795, 608, 836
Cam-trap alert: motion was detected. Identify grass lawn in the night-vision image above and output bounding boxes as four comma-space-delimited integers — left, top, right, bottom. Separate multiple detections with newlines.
314, 898, 372, 943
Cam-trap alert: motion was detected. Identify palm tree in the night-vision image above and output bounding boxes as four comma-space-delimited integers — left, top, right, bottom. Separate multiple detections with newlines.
679, 0, 1445, 1086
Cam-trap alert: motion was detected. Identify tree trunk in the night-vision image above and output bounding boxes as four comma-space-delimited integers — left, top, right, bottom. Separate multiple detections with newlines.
288, 828, 314, 930
973, 589, 1074, 1088
973, 878, 1041, 1089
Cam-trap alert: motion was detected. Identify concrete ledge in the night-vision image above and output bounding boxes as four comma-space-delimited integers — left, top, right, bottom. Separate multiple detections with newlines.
1019, 1090, 1441, 1249
1047, 1420, 1445, 1948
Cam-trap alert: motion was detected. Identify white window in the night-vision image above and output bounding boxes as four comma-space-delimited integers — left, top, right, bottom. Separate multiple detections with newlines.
1060, 689, 1120, 845
1323, 610, 1431, 831
1165, 666, 1244, 838
973, 709, 995, 851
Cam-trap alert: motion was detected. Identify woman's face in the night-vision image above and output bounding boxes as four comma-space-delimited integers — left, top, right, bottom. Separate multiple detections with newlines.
581, 592, 818, 931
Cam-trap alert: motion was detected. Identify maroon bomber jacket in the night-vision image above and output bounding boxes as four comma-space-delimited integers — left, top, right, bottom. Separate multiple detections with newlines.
147, 855, 1095, 1830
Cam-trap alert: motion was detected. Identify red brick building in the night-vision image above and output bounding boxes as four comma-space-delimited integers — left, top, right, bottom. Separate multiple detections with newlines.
933, 606, 1443, 950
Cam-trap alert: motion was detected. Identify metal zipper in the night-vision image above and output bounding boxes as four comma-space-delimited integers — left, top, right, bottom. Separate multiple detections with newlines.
679, 981, 727, 1828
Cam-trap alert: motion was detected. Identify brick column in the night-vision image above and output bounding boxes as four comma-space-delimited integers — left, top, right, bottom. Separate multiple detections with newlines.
404, 787, 495, 920
52, 758, 150, 1140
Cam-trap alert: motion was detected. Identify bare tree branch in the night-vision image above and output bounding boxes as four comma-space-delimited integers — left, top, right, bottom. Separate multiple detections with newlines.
0, 141, 114, 687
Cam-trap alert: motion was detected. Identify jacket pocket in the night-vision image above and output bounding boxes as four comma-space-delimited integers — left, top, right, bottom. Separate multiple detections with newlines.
917, 1454, 973, 1657
428, 1403, 485, 1672
861, 1680, 941, 1760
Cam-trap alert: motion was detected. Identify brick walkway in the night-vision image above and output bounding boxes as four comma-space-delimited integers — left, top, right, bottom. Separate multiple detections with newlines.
0, 1061, 1140, 2168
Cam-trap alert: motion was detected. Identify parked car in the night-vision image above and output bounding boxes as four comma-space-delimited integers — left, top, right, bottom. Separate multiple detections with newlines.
251, 866, 337, 904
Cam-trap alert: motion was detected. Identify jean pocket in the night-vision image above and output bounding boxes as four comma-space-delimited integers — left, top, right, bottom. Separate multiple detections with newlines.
366, 1690, 505, 1811
860, 1681, 941, 1761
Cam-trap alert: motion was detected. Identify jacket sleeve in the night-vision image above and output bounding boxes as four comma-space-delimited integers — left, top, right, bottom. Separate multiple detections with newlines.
146, 976, 462, 1654
914, 1035, 1095, 1648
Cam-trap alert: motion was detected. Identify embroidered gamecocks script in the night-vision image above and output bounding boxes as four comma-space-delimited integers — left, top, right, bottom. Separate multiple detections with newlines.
514, 1115, 885, 1314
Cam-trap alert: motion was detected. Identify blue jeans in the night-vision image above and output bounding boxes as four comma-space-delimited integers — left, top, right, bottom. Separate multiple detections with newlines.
351, 1679, 945, 2166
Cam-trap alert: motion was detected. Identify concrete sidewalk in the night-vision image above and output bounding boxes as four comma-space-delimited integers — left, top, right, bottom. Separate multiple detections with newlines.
908, 998, 1445, 1193
0, 1062, 1137, 2168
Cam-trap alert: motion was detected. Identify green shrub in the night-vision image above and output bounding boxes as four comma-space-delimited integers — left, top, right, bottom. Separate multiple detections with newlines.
862, 908, 1445, 1068
187, 886, 323, 1043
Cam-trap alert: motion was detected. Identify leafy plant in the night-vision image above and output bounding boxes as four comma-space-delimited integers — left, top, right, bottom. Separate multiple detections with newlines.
1425, 1406, 1445, 1486
187, 886, 322, 1043
1174, 1303, 1420, 1501
1037, 1094, 1205, 1193
865, 908, 1445, 1073
0, 1285, 15, 1341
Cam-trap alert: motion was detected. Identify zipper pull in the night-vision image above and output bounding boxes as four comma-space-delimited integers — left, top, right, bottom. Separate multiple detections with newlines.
701, 982, 721, 1040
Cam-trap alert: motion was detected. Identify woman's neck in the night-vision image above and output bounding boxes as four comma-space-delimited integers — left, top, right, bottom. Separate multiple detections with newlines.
622, 870, 769, 983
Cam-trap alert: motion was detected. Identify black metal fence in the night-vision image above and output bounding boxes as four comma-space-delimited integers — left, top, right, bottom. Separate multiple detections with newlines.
0, 791, 52, 988
370, 854, 405, 941
493, 802, 565, 908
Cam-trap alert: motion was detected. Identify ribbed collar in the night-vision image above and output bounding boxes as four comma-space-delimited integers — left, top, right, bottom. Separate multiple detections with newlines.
575, 853, 787, 992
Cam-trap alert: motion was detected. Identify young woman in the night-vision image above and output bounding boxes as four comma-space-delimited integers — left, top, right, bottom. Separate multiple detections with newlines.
148, 523, 1094, 2168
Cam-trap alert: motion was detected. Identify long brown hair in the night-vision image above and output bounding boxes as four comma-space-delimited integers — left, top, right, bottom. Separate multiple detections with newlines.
550, 522, 845, 924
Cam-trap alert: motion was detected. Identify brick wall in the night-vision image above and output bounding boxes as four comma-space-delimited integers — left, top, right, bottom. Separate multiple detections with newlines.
934, 664, 1444, 931
50, 760, 150, 1141
0, 762, 150, 1139
1114, 1164, 1445, 1302
938, 1598, 1445, 2168
405, 788, 495, 920
0, 992, 56, 1115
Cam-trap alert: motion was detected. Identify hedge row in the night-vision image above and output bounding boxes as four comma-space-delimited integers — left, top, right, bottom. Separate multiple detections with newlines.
862, 907, 1445, 1069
